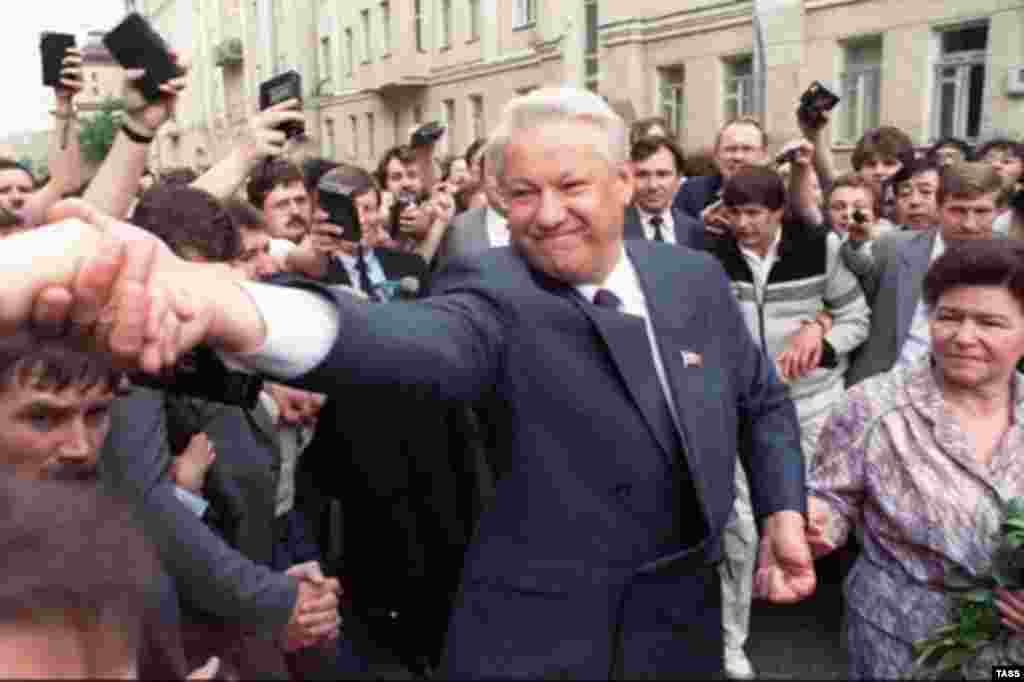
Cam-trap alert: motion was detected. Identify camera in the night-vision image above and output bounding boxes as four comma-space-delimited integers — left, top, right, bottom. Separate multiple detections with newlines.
797, 81, 840, 128
104, 13, 184, 102
411, 121, 445, 148
317, 173, 362, 243
388, 190, 419, 239
129, 345, 263, 411
40, 32, 76, 88
259, 70, 305, 140
775, 148, 799, 167
852, 209, 868, 225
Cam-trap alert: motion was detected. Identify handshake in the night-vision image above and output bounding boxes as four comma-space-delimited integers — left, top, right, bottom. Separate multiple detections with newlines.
281, 561, 344, 652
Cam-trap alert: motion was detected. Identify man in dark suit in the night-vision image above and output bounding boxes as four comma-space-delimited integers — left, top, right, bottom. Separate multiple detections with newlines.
673, 118, 769, 230
624, 135, 706, 249
842, 162, 1003, 386
21, 88, 816, 680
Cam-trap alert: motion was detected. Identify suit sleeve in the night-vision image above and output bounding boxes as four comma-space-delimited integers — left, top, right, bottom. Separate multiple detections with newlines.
101, 387, 298, 629
280, 265, 505, 404
708, 260, 806, 521
839, 238, 883, 305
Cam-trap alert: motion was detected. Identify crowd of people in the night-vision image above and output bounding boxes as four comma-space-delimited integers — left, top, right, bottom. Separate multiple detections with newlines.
1, 34, 1024, 682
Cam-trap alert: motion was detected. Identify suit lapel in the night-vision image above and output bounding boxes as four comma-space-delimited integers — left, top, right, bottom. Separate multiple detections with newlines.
623, 206, 645, 241
470, 208, 491, 251
250, 397, 279, 445
896, 232, 935, 349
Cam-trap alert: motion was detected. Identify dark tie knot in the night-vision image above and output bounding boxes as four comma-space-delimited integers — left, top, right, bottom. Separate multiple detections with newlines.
593, 288, 622, 309
649, 215, 664, 226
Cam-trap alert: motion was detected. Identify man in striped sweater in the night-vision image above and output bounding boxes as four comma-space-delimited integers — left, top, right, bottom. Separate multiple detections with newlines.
706, 164, 870, 679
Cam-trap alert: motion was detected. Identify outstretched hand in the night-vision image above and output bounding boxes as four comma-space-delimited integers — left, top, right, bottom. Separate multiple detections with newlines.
753, 510, 816, 604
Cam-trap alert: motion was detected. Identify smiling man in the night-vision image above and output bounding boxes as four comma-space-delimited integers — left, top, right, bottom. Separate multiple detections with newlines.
14, 87, 815, 680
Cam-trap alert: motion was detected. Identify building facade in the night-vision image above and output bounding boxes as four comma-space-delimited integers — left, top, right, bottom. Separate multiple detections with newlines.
139, 0, 1024, 172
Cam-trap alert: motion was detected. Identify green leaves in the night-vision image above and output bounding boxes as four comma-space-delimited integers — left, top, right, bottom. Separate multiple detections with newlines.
77, 97, 123, 165
912, 497, 1024, 678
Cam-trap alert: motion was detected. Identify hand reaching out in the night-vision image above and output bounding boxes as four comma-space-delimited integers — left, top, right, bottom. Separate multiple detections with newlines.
121, 52, 189, 134
281, 575, 342, 651
753, 510, 816, 604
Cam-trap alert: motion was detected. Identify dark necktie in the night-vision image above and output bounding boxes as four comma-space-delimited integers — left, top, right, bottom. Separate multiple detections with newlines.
649, 214, 665, 242
356, 246, 375, 298
592, 288, 622, 310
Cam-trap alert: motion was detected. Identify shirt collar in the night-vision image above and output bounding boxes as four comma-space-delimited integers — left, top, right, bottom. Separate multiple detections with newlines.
738, 227, 783, 263
575, 245, 642, 306
638, 206, 672, 225
931, 232, 946, 262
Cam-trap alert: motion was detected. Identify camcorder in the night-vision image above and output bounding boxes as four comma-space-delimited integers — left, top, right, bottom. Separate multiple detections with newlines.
797, 81, 840, 129
317, 173, 362, 243
411, 121, 445, 148
388, 191, 419, 239
129, 345, 263, 412
103, 13, 184, 102
40, 32, 76, 88
259, 70, 305, 140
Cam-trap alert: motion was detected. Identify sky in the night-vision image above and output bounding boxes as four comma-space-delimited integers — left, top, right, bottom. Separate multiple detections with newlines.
1, 0, 127, 137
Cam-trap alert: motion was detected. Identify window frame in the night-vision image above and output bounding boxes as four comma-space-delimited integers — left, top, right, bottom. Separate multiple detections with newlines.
513, 0, 536, 30
931, 24, 989, 144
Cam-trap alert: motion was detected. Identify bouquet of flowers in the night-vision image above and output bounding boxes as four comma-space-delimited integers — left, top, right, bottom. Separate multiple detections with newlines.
912, 497, 1024, 679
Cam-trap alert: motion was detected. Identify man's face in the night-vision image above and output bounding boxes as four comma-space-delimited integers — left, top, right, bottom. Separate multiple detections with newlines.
982, 147, 1024, 189
0, 168, 34, 216
858, 154, 903, 190
502, 120, 632, 285
715, 123, 767, 180
0, 377, 114, 482
262, 181, 311, 243
727, 203, 784, 255
939, 192, 998, 243
934, 145, 965, 167
384, 158, 422, 195
828, 186, 876, 236
894, 169, 940, 231
633, 146, 680, 214
232, 227, 279, 280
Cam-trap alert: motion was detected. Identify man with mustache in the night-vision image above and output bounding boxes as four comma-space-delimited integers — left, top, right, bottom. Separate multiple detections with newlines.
248, 158, 313, 245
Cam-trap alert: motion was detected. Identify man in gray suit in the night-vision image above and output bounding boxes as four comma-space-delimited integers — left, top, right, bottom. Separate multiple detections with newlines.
434, 141, 510, 270
843, 162, 1002, 386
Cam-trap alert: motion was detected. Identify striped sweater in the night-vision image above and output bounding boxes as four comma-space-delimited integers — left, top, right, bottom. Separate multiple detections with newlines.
707, 225, 871, 420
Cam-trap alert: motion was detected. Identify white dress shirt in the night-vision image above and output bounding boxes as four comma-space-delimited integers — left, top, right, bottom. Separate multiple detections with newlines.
738, 229, 783, 304
230, 248, 683, 441
485, 207, 510, 248
897, 233, 946, 369
638, 208, 677, 245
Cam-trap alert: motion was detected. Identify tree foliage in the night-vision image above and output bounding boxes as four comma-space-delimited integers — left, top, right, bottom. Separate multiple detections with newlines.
78, 97, 124, 165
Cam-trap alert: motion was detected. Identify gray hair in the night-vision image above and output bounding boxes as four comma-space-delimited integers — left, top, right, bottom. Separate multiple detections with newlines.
487, 87, 628, 182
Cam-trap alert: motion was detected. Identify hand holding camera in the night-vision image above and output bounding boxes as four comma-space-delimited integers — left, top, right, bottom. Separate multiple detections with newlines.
776, 139, 814, 169
846, 208, 878, 243
239, 98, 305, 165
796, 81, 839, 140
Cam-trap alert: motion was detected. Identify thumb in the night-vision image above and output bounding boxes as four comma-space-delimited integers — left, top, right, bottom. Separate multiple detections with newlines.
187, 656, 220, 680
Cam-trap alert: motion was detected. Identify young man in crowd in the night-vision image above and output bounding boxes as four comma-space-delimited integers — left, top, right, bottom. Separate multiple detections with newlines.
706, 164, 870, 679
891, 158, 942, 232
843, 162, 1003, 386
247, 158, 312, 246
624, 135, 704, 248
975, 138, 1024, 191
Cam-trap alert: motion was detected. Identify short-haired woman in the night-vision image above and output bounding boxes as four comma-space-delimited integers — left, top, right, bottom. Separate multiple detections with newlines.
808, 239, 1024, 679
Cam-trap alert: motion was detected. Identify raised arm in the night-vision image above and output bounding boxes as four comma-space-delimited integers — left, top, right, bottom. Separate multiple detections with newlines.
21, 47, 85, 227
83, 56, 188, 218
783, 139, 825, 228
800, 110, 839, 194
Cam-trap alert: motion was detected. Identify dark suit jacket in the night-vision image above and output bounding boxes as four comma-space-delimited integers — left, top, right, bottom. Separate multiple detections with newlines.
842, 229, 935, 386
282, 241, 804, 678
623, 204, 707, 250
321, 245, 428, 294
672, 174, 723, 219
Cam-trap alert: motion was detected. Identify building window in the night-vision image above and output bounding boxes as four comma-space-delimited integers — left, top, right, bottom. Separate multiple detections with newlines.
361, 9, 372, 62
367, 113, 376, 159
470, 95, 485, 139
933, 23, 988, 143
443, 99, 456, 154
320, 36, 333, 86
837, 37, 882, 145
723, 56, 754, 122
441, 0, 453, 49
324, 118, 336, 159
414, 0, 425, 52
468, 0, 481, 41
380, 1, 391, 55
350, 115, 359, 159
584, 0, 599, 92
513, 0, 536, 29
658, 65, 685, 140
345, 28, 354, 76
413, 105, 423, 124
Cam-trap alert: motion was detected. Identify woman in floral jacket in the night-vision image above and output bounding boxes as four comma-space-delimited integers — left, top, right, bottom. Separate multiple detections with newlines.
807, 240, 1024, 678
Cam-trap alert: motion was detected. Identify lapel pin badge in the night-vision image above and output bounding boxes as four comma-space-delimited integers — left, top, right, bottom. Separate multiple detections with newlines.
681, 351, 703, 368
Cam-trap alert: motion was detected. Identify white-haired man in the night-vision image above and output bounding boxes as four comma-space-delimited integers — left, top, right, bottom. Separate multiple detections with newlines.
10, 87, 814, 679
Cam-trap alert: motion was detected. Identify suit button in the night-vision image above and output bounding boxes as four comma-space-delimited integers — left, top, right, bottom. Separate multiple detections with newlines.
613, 484, 632, 500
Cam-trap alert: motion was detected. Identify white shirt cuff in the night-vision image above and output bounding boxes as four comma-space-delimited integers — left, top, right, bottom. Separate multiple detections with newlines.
226, 281, 340, 380
174, 485, 210, 517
